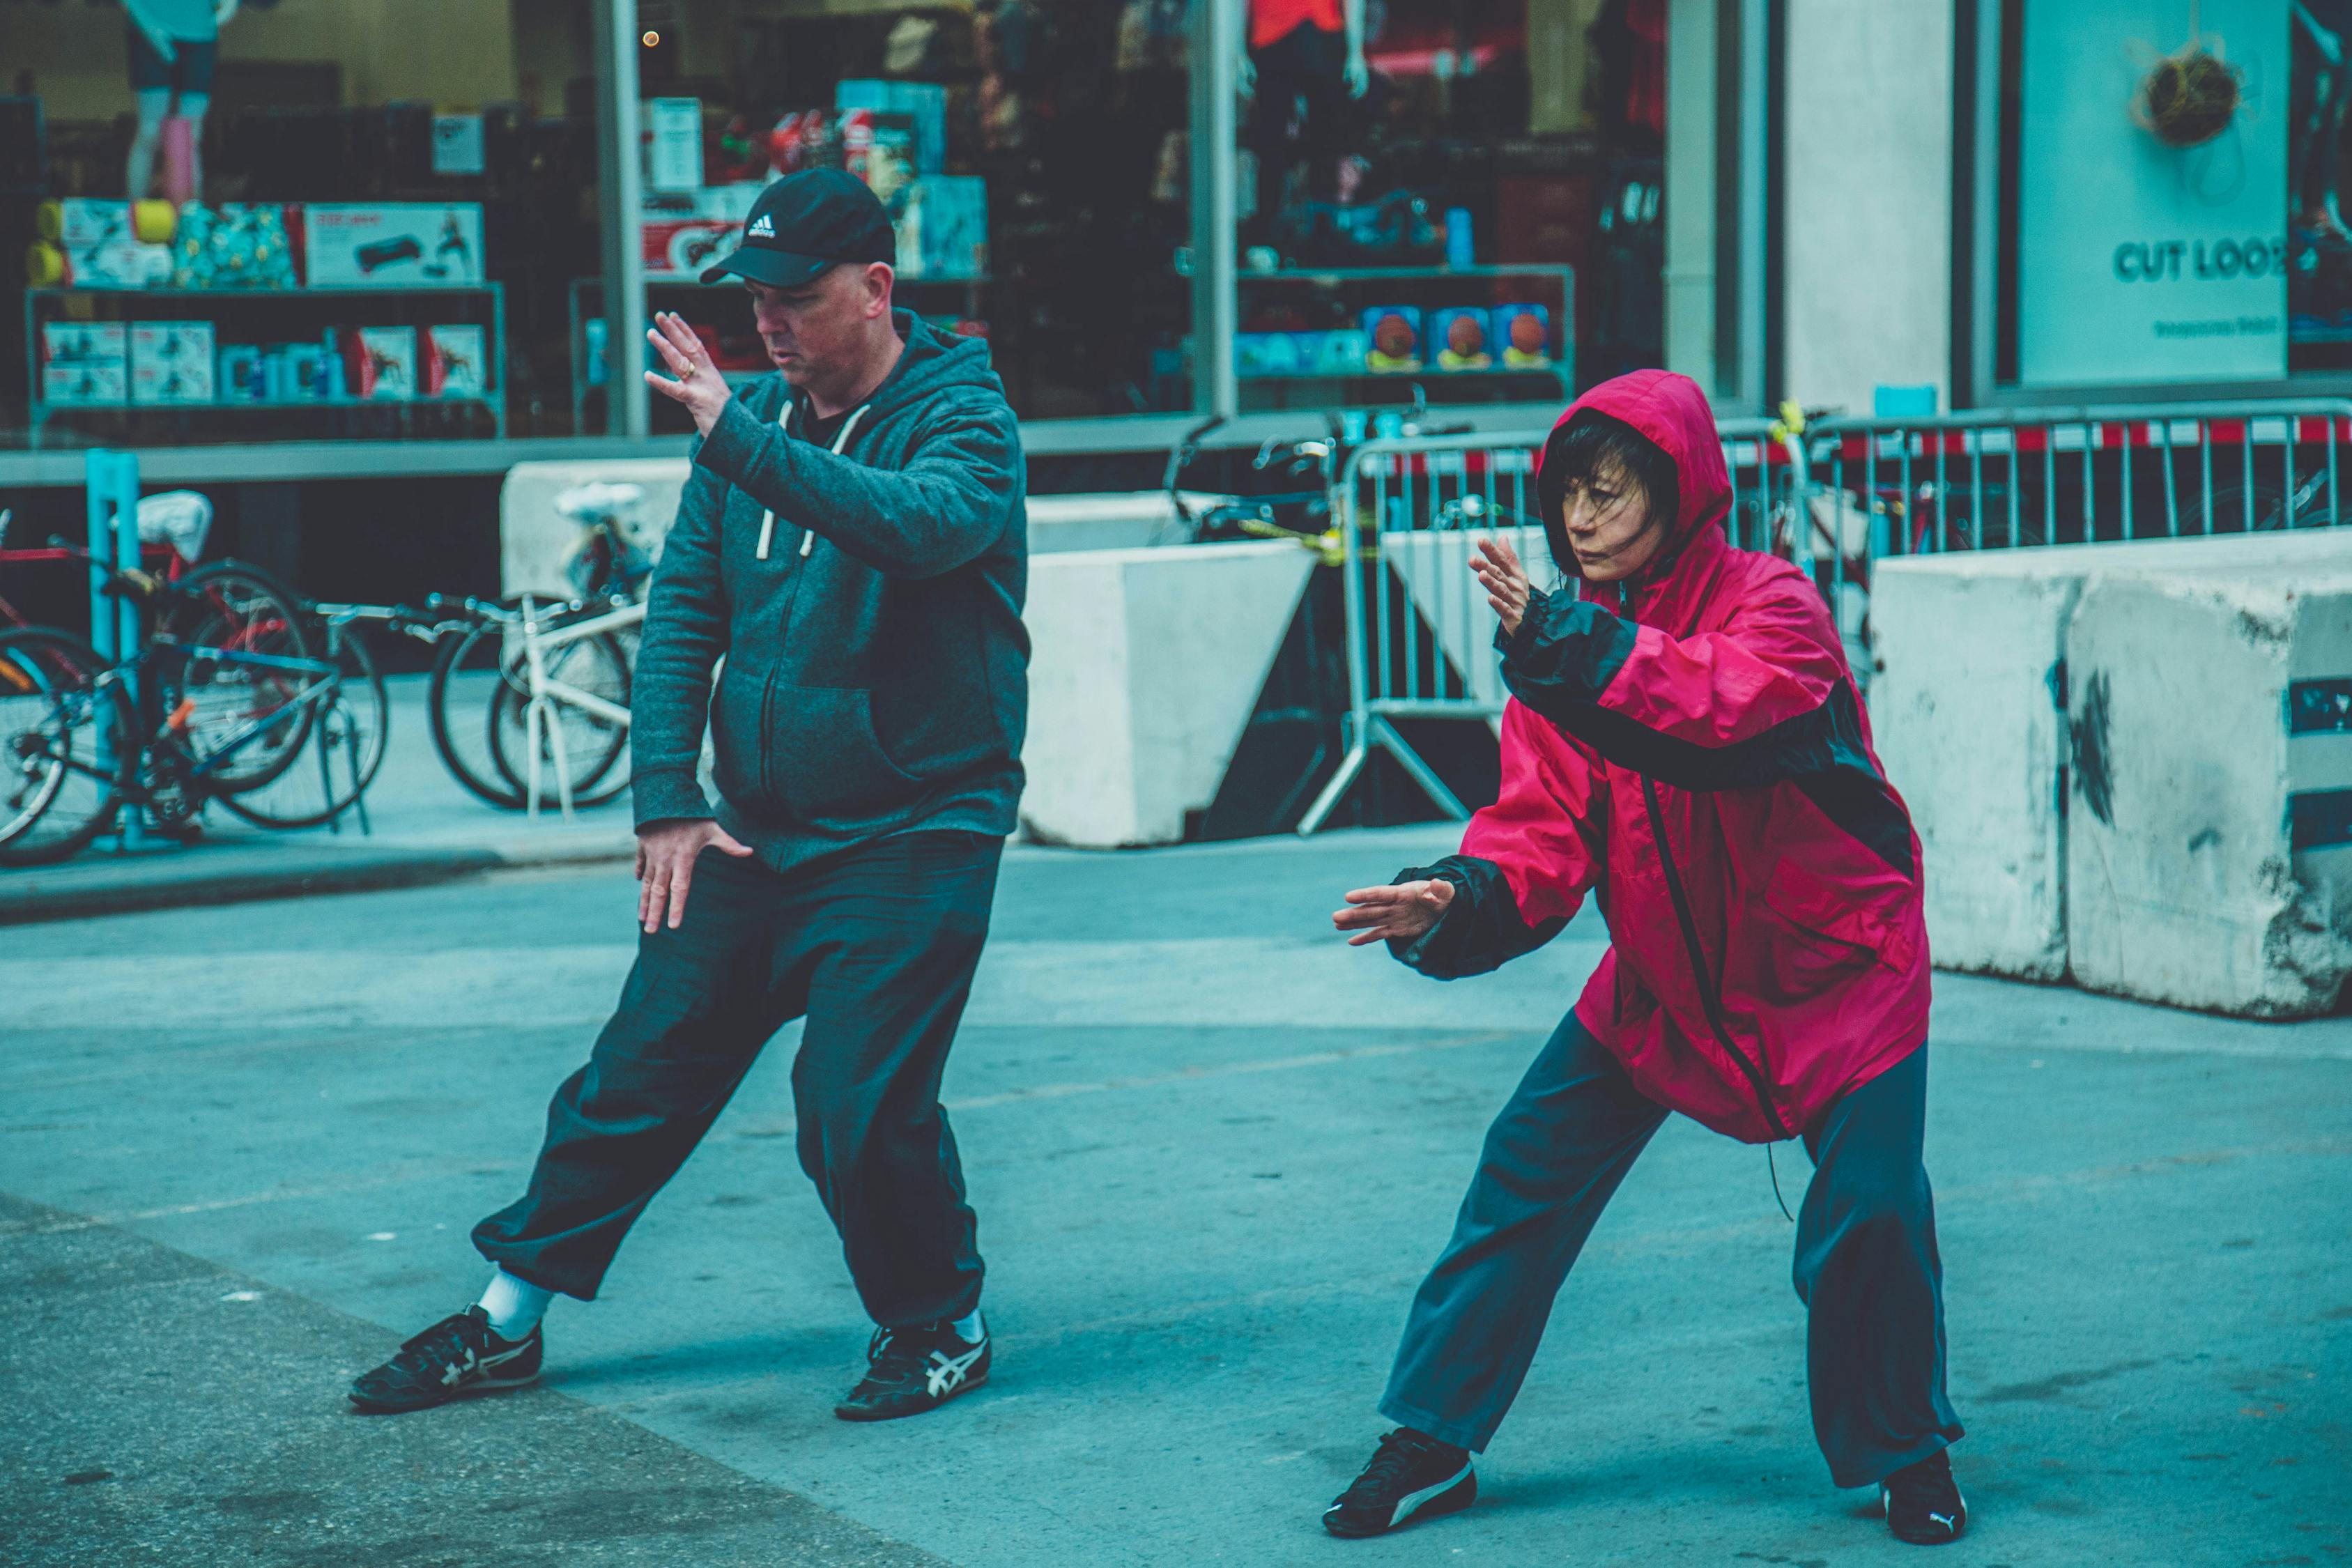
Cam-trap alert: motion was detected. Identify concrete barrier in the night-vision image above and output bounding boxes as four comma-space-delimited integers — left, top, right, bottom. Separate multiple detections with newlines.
2065, 557, 2352, 1017
1870, 530, 2352, 1010
499, 459, 1229, 595
1020, 541, 1316, 847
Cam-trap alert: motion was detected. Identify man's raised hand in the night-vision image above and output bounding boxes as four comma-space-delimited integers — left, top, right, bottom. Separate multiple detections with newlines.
1332, 878, 1457, 947
643, 310, 733, 437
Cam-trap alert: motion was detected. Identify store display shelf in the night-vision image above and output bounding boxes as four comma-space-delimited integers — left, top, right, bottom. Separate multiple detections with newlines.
33, 286, 501, 300
33, 395, 500, 411
1243, 367, 1567, 383
1240, 264, 1572, 284
26, 283, 507, 442
641, 274, 992, 287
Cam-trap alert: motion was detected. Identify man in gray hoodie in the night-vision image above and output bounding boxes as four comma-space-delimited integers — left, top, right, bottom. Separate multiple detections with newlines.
350, 170, 1027, 1424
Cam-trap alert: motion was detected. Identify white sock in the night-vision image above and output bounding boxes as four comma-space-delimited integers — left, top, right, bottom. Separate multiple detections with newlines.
952, 1306, 985, 1342
477, 1268, 554, 1340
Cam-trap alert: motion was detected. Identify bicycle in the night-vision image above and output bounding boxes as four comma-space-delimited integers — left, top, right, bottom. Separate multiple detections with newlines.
0, 551, 362, 863
425, 484, 650, 812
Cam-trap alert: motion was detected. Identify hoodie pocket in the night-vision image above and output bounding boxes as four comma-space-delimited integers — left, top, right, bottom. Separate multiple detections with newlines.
764, 683, 925, 824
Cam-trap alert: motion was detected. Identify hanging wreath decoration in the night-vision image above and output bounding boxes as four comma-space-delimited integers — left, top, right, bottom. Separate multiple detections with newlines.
2132, 3, 2243, 148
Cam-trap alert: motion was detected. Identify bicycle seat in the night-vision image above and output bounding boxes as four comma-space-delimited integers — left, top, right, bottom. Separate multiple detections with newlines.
555, 482, 645, 525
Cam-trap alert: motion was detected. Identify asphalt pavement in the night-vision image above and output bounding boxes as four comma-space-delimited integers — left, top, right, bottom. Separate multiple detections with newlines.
2, 827, 2347, 1566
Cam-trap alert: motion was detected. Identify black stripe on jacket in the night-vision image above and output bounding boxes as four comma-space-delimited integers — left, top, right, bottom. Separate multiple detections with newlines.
1496, 594, 1915, 880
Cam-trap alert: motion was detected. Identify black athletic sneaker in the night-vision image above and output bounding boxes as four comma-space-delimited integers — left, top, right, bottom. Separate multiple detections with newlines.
833, 1318, 990, 1422
347, 1306, 542, 1415
1323, 1428, 1477, 1538
1882, 1448, 1967, 1545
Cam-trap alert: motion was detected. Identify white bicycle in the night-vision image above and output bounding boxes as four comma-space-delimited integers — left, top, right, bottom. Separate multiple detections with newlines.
505, 590, 643, 819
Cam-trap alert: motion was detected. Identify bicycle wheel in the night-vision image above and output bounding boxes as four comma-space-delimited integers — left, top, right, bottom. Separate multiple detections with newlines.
214, 617, 390, 830
486, 629, 633, 809
156, 562, 317, 794
0, 628, 136, 866
428, 613, 529, 809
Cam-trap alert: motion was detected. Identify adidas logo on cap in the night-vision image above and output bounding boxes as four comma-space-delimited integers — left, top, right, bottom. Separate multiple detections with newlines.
748, 214, 775, 238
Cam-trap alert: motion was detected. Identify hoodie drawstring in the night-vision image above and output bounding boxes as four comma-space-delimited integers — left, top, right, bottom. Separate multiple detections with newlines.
755, 399, 873, 562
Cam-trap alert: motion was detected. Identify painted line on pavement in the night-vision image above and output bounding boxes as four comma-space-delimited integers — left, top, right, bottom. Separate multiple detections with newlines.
0, 1162, 518, 1240
944, 1031, 1519, 1111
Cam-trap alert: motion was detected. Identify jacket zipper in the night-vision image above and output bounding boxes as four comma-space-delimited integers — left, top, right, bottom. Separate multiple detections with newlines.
1638, 743, 1792, 1142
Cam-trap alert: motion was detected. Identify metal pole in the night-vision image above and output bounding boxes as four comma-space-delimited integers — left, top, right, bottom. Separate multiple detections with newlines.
1296, 451, 1373, 836
86, 449, 144, 850
594, 0, 650, 438
1190, 0, 1240, 420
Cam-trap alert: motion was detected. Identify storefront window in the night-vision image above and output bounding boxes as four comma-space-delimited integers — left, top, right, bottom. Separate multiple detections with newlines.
583, 0, 1194, 436
1, 0, 601, 449
1999, 0, 2352, 390
1231, 0, 1666, 410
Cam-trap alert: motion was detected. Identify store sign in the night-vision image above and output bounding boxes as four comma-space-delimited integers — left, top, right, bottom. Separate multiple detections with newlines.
2018, 0, 2287, 387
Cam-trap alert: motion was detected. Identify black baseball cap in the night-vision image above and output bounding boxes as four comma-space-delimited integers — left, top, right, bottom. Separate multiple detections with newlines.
701, 169, 896, 287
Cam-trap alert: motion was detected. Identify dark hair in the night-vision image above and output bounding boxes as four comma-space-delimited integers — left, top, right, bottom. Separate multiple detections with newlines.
1537, 409, 1679, 539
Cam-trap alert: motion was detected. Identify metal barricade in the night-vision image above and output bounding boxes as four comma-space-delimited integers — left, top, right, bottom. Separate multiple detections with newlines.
1799, 400, 2352, 560
1296, 417, 1799, 833
1293, 397, 2352, 836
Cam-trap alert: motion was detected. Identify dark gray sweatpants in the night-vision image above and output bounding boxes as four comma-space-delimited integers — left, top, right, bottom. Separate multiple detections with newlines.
472, 831, 999, 1329
1379, 1012, 1964, 1488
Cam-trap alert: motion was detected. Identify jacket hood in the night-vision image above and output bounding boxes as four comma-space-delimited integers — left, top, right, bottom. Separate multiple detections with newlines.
1532, 369, 1732, 592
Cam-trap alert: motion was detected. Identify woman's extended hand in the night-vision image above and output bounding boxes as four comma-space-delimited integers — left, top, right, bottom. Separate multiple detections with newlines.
1332, 878, 1456, 947
1470, 535, 1533, 637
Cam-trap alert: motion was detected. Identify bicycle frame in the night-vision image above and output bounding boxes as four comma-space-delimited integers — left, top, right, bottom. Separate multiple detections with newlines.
514, 594, 644, 819
140, 640, 341, 787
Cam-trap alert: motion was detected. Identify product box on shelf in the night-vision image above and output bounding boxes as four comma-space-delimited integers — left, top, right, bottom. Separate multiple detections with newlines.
640, 185, 762, 279
767, 109, 836, 176
42, 322, 127, 369
303, 204, 485, 288
1362, 307, 1423, 372
277, 338, 344, 401
171, 203, 300, 289
1493, 303, 1553, 367
1431, 307, 1493, 371
1284, 329, 1370, 378
130, 321, 215, 403
46, 198, 173, 288
836, 81, 946, 173
426, 325, 488, 398
841, 111, 917, 207
1234, 332, 1303, 378
217, 344, 266, 400
351, 327, 418, 399
894, 176, 987, 280
43, 364, 130, 406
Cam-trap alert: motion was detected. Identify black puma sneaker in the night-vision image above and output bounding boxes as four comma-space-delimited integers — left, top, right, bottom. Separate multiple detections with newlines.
833, 1318, 990, 1422
347, 1306, 542, 1414
1882, 1447, 1967, 1545
1323, 1428, 1477, 1538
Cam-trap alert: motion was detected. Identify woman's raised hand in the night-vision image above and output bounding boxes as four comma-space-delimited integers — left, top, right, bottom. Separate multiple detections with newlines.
1470, 535, 1533, 638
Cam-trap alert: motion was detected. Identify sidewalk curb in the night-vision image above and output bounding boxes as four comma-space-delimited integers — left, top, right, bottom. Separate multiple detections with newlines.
0, 835, 636, 928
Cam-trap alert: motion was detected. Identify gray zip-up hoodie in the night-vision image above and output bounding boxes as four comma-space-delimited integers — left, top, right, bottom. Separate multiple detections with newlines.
629, 311, 1028, 870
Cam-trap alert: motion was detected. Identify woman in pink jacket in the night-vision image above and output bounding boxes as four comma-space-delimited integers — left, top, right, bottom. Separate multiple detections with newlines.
1321, 370, 1967, 1546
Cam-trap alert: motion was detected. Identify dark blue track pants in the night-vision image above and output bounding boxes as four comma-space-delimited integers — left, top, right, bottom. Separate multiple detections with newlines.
1378, 1012, 1964, 1487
